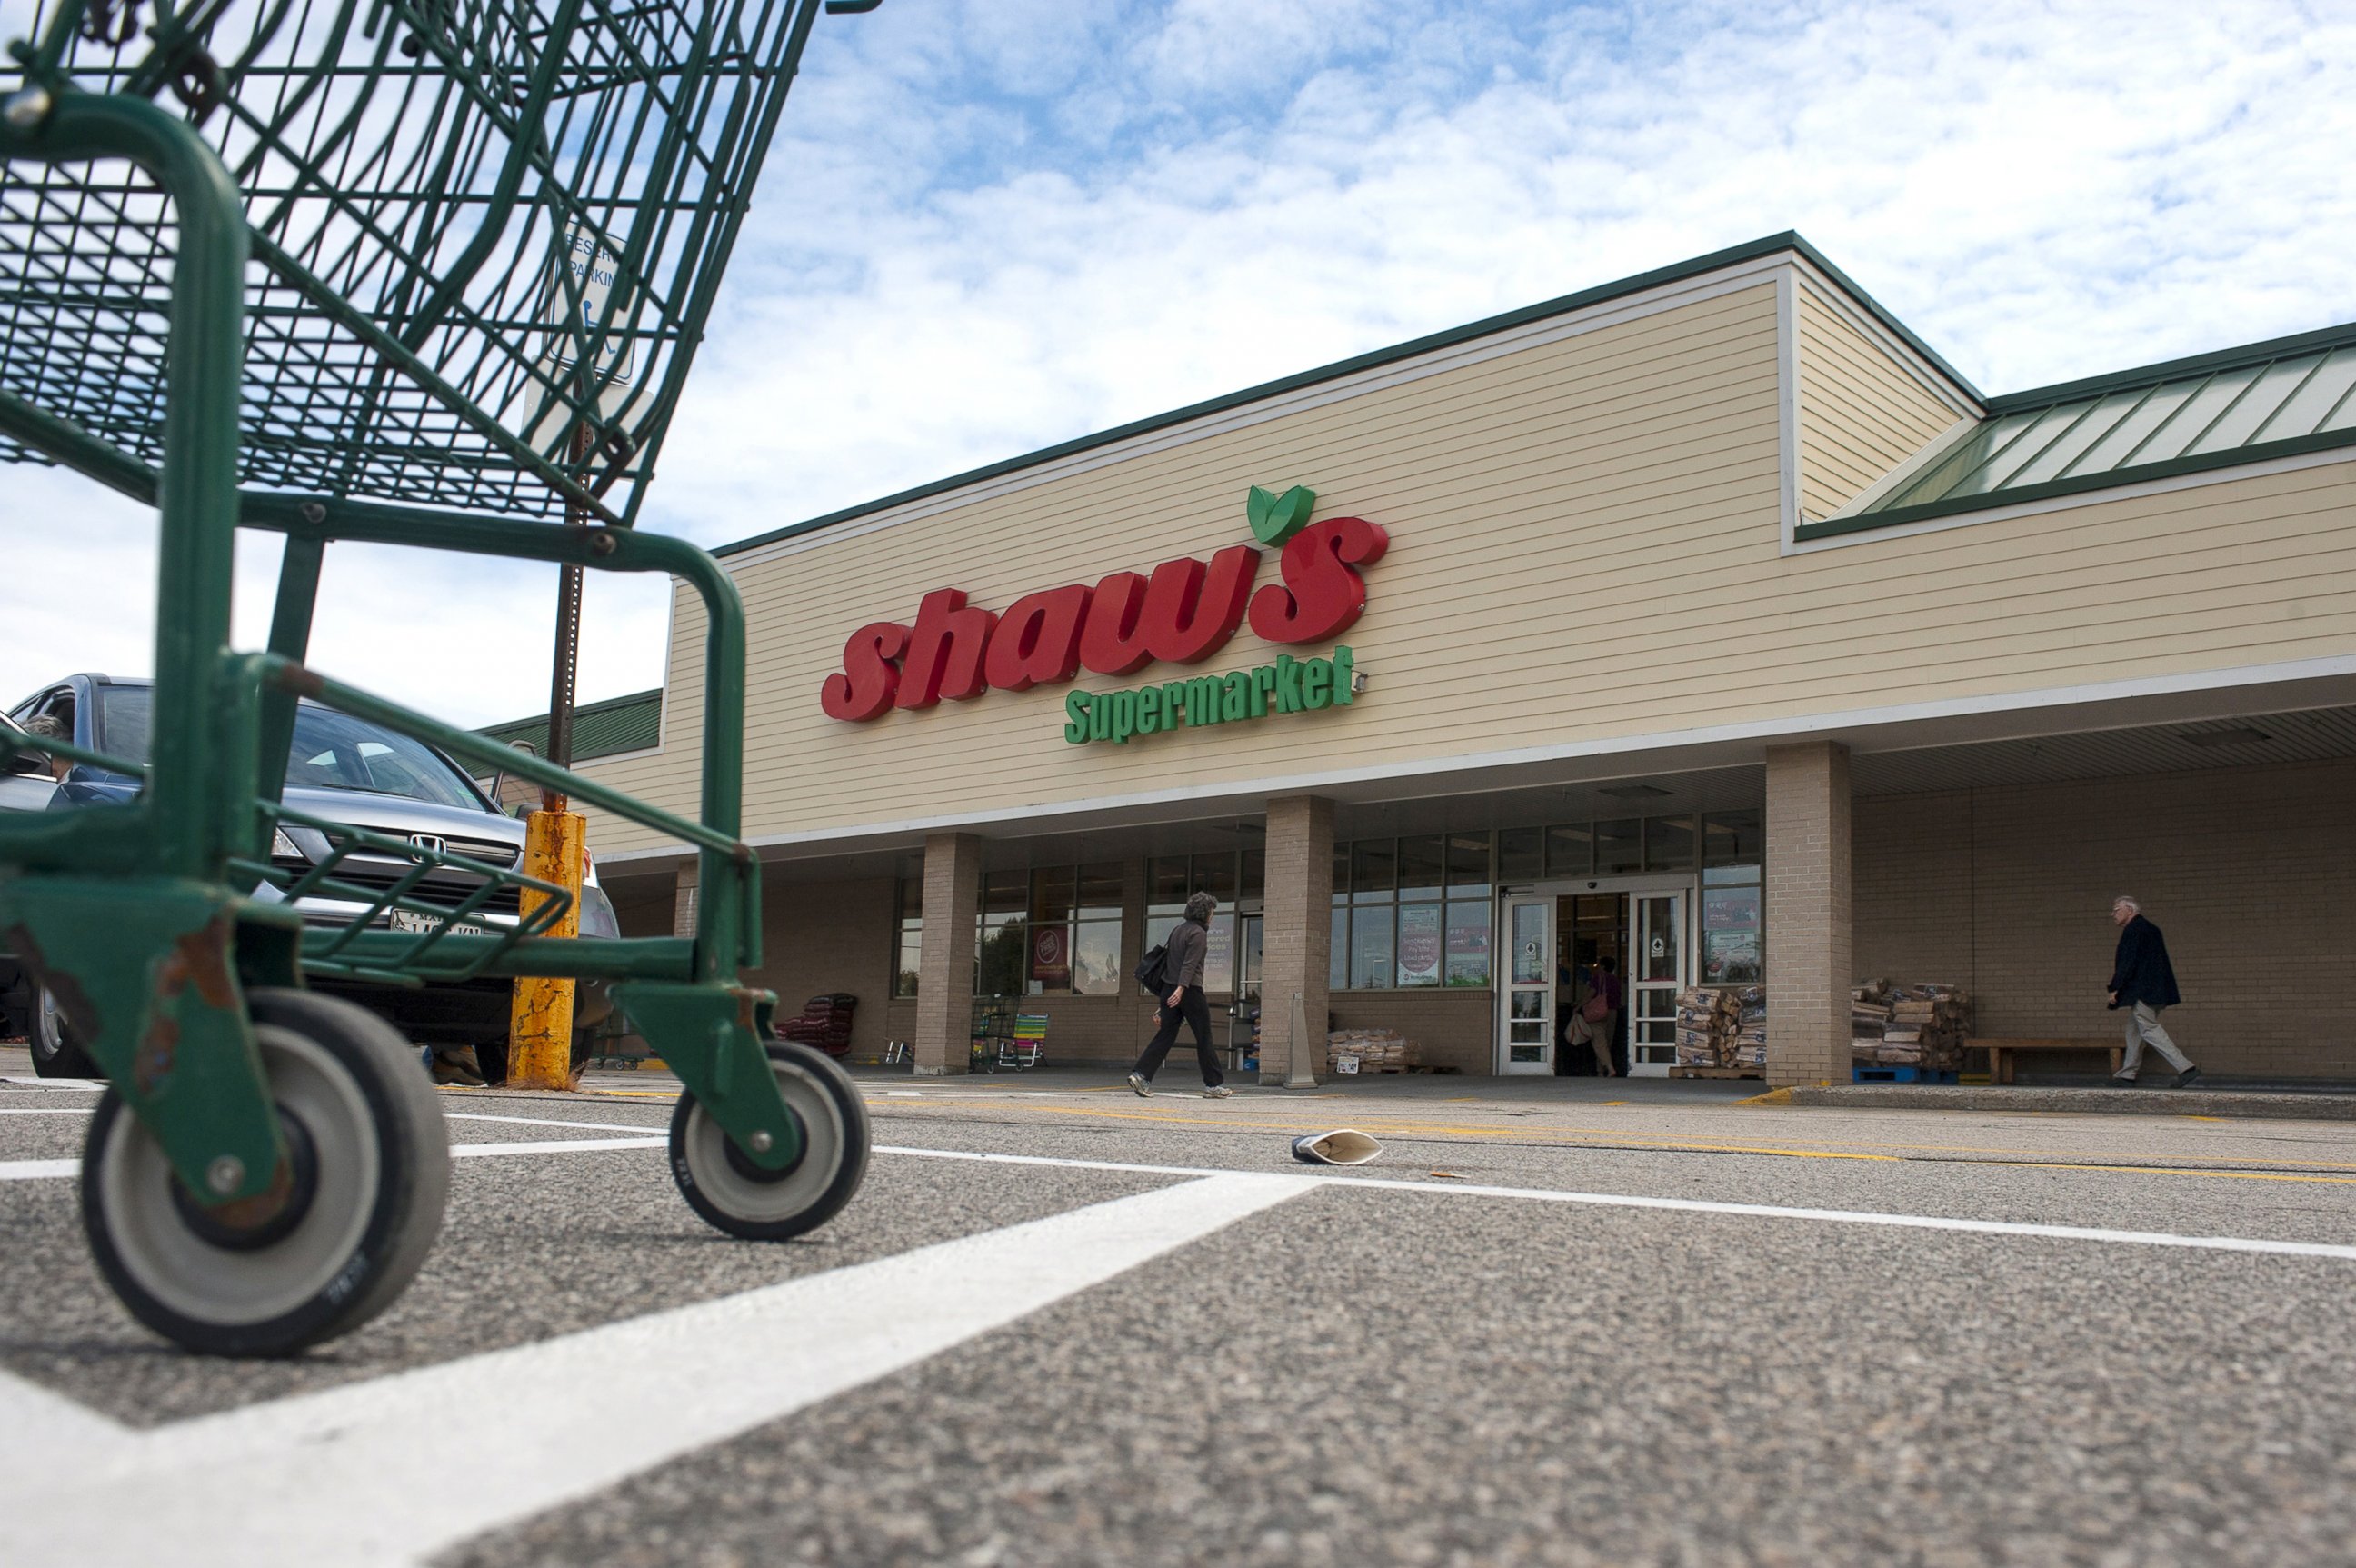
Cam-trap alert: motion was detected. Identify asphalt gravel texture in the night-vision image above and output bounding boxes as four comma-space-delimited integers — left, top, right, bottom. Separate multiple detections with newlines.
7, 1066, 2356, 1565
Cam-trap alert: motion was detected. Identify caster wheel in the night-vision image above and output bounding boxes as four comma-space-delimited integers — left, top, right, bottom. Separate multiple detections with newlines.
30, 986, 104, 1080
669, 1042, 869, 1241
81, 988, 450, 1357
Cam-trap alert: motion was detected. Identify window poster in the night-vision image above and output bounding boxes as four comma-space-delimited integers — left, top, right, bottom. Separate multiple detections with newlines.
1702, 885, 1762, 983
1029, 922, 1071, 990
1396, 903, 1443, 986
1203, 914, 1236, 994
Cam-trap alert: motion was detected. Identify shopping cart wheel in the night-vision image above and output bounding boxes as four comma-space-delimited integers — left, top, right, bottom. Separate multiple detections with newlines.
81, 989, 450, 1357
668, 1042, 869, 1241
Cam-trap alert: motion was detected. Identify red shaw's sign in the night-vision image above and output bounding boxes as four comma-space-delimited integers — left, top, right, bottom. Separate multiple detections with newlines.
819, 486, 1388, 724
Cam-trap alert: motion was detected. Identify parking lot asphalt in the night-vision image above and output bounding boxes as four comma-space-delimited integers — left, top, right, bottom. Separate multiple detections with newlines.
7, 1057, 2356, 1566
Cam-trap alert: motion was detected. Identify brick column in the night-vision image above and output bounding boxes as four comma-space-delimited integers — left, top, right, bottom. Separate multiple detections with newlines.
1765, 741, 1852, 1086
913, 832, 982, 1075
670, 858, 700, 939
1260, 795, 1334, 1086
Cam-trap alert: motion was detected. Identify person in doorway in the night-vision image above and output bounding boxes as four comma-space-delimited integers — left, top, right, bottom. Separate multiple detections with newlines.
1129, 892, 1230, 1099
1577, 955, 1622, 1078
2107, 895, 2199, 1088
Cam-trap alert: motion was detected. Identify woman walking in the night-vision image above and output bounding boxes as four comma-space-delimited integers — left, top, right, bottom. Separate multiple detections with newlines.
1129, 892, 1231, 1098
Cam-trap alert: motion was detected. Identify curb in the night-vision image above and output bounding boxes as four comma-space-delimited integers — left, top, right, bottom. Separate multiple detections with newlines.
1787, 1084, 2356, 1121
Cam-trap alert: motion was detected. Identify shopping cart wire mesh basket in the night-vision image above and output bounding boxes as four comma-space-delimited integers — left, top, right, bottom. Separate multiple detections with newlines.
0, 0, 883, 1357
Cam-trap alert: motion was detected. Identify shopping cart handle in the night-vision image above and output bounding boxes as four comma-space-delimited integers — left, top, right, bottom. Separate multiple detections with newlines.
824, 1, 884, 13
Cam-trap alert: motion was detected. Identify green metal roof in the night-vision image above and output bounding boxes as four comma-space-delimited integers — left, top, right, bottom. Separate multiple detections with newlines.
714, 232, 1979, 560
475, 688, 663, 767
1802, 320, 2356, 541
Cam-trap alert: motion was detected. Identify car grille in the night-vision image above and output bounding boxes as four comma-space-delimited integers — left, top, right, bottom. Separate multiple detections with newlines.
327, 859, 525, 917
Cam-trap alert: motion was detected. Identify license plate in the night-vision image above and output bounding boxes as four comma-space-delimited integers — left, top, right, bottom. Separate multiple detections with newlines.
389, 908, 486, 937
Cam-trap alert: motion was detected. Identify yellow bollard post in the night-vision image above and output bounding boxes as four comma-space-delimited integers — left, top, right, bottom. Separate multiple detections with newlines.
506, 804, 585, 1090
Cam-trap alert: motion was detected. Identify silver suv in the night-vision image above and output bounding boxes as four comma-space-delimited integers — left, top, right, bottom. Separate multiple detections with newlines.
3, 674, 616, 1080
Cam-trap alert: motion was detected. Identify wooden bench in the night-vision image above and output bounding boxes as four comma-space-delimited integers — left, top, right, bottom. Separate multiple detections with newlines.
1966, 1037, 2124, 1084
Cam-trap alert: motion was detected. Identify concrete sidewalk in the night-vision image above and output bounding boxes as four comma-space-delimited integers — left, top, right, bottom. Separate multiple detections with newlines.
17, 1042, 2356, 1122
1790, 1082, 2356, 1120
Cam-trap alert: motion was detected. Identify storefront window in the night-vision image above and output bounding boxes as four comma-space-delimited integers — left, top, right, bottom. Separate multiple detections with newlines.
1702, 809, 1762, 868
1444, 897, 1492, 986
1447, 834, 1492, 899
1351, 901, 1394, 989
892, 877, 922, 998
1497, 826, 1542, 882
1323, 834, 1497, 991
973, 862, 1126, 997
1645, 815, 1697, 872
1595, 818, 1642, 874
976, 869, 1027, 996
1072, 861, 1124, 996
1397, 835, 1445, 901
1395, 900, 1442, 985
1701, 879, 1762, 983
1701, 810, 1763, 981
1444, 834, 1492, 987
1240, 914, 1263, 1004
1146, 851, 1255, 994
1545, 824, 1592, 878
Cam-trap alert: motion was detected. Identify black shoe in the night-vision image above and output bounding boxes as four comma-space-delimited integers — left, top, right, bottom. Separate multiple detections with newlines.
2109, 1073, 2140, 1087
2171, 1066, 2202, 1089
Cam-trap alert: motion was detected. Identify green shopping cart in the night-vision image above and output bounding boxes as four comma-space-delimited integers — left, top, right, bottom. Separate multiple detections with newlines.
0, 0, 883, 1356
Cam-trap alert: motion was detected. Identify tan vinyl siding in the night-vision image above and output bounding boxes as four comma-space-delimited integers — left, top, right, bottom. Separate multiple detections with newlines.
1795, 282, 1962, 522
587, 280, 1787, 850
578, 266, 2356, 860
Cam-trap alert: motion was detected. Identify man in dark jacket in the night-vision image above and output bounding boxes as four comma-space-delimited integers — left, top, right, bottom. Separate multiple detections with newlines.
2108, 896, 2199, 1088
1129, 892, 1230, 1099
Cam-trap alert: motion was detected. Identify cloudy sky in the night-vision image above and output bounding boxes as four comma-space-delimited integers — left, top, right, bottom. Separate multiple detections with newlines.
8, 0, 2353, 727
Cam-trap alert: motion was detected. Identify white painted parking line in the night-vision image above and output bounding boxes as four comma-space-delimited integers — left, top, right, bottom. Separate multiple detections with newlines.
874, 1144, 2356, 1263
451, 1136, 669, 1159
0, 1107, 92, 1114
2, 1135, 669, 1183
0, 1158, 81, 1182
444, 1111, 668, 1134
0, 1366, 130, 1453
0, 1076, 103, 1090
0, 1172, 1302, 1568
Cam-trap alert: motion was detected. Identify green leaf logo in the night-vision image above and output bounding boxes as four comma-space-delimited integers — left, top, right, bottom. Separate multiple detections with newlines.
1246, 484, 1316, 547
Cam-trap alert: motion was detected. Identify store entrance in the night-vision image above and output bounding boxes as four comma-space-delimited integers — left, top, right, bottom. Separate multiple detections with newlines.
1494, 878, 1694, 1076
1554, 893, 1627, 1077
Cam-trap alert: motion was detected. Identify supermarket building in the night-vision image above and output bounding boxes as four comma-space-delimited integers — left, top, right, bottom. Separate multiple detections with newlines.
564, 233, 2356, 1085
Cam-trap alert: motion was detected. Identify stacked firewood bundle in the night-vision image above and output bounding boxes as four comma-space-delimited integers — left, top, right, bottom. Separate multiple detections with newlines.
1852, 981, 1972, 1068
1326, 1029, 1416, 1073
1675, 986, 1765, 1068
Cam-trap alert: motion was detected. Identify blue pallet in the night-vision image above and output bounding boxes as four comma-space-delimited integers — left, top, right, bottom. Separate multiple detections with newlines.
1852, 1065, 1959, 1084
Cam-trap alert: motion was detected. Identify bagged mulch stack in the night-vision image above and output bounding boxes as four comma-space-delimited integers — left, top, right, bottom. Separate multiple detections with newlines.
779, 992, 857, 1057
1326, 1028, 1416, 1074
1852, 980, 1972, 1069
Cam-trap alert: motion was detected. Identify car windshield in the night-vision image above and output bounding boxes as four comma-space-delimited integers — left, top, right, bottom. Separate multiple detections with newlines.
97, 686, 485, 811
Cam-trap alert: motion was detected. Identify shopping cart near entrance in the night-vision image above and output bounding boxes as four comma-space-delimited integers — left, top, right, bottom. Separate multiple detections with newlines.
0, 0, 886, 1355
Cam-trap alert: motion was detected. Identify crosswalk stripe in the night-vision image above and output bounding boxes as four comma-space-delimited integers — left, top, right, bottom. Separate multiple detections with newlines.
0, 1172, 1301, 1568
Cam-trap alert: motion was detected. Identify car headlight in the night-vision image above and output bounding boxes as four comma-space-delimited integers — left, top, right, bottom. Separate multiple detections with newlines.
271, 828, 304, 860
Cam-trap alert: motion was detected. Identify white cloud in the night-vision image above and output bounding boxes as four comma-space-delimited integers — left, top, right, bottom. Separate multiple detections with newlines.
7, 0, 2351, 730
